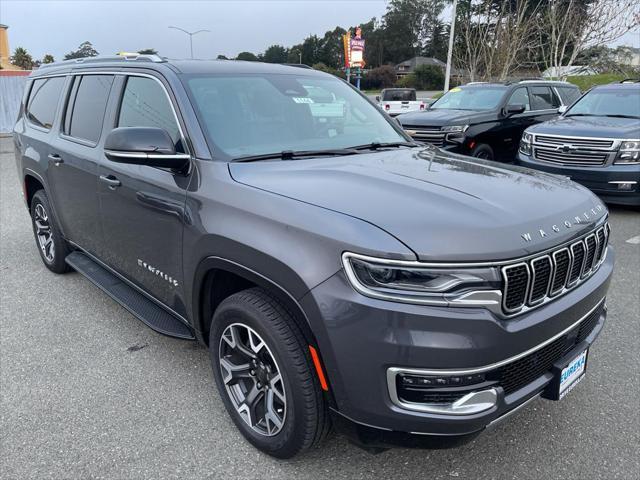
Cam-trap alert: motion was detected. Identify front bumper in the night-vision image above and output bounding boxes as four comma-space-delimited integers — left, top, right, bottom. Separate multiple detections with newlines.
300, 251, 613, 447
518, 153, 640, 206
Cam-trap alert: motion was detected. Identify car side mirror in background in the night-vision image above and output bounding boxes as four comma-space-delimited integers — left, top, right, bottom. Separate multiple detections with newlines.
104, 127, 190, 170
505, 104, 526, 115
375, 95, 381, 102
558, 105, 568, 115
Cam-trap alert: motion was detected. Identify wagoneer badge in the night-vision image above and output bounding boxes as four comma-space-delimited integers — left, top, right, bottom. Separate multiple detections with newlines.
521, 204, 605, 242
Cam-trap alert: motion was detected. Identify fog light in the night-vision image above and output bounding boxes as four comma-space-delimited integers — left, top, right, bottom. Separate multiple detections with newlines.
609, 181, 637, 191
400, 373, 485, 388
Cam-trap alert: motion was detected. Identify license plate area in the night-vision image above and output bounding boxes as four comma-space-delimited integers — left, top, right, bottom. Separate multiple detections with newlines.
543, 347, 588, 401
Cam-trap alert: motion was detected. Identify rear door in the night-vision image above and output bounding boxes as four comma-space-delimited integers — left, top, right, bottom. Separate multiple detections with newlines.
97, 74, 192, 315
48, 74, 115, 254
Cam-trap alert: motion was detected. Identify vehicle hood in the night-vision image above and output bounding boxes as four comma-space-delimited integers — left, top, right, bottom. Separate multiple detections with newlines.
528, 115, 640, 139
397, 109, 494, 127
229, 147, 607, 262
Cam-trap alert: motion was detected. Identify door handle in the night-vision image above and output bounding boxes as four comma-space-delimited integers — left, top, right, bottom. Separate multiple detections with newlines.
48, 153, 64, 166
99, 174, 122, 190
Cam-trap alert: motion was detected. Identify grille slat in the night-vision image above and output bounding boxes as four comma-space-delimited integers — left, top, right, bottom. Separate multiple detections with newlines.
530, 256, 552, 304
403, 125, 445, 147
533, 148, 608, 166
535, 135, 614, 149
501, 223, 609, 315
502, 264, 530, 312
550, 249, 570, 295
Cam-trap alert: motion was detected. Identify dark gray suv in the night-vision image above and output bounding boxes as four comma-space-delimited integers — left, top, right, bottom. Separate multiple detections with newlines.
14, 55, 613, 458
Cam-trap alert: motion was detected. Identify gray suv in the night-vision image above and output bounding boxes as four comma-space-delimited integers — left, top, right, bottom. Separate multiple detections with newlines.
14, 55, 613, 458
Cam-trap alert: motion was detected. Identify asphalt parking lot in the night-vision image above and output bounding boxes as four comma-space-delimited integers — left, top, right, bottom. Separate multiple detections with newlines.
1, 135, 638, 479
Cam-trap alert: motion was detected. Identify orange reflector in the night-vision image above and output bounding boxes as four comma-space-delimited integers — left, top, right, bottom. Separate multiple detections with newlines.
309, 345, 329, 391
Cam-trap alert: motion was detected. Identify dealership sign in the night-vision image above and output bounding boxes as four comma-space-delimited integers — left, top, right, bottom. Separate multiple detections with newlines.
343, 27, 365, 69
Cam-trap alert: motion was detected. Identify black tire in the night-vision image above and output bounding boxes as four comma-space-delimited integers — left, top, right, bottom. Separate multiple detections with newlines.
30, 190, 70, 274
471, 143, 494, 160
209, 287, 331, 458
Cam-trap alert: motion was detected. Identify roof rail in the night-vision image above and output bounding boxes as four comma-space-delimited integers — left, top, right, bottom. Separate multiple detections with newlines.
38, 53, 166, 70
619, 78, 640, 83
283, 63, 312, 69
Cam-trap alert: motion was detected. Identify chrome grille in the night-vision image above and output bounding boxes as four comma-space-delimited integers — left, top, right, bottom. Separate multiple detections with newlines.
403, 125, 445, 147
535, 135, 614, 149
501, 224, 609, 314
533, 147, 608, 166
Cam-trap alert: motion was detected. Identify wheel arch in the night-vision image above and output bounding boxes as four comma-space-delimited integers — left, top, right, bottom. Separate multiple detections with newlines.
192, 256, 319, 349
23, 171, 46, 209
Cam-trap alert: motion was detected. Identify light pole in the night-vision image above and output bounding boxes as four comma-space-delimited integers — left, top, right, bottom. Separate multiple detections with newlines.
168, 26, 210, 59
444, 0, 457, 92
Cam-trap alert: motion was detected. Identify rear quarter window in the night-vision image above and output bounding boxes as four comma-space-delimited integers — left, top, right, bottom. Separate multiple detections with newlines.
26, 77, 66, 130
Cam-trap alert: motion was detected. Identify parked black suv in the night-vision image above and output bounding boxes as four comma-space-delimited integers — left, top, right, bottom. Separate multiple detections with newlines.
398, 80, 581, 161
14, 55, 612, 458
518, 80, 640, 206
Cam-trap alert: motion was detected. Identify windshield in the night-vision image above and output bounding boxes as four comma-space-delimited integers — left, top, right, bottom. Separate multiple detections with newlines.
565, 88, 640, 118
431, 86, 507, 110
185, 73, 408, 159
382, 89, 416, 101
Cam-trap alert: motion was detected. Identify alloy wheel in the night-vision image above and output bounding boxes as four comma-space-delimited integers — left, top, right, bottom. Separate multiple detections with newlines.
218, 323, 287, 436
34, 203, 54, 262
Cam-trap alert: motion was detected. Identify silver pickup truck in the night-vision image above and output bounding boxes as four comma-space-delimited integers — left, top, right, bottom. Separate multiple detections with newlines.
376, 88, 426, 116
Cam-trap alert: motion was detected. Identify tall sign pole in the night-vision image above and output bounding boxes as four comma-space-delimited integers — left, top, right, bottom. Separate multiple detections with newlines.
444, 0, 457, 93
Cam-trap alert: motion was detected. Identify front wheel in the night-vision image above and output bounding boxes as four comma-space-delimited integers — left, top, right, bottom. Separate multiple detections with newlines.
30, 190, 70, 274
209, 288, 331, 458
470, 143, 495, 160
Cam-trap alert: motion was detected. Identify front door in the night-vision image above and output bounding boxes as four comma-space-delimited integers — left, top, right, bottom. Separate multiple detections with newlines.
97, 74, 192, 315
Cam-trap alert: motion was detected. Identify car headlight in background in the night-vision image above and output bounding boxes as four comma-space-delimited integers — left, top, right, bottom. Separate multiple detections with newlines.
441, 125, 468, 133
615, 140, 640, 164
519, 131, 533, 156
342, 253, 500, 306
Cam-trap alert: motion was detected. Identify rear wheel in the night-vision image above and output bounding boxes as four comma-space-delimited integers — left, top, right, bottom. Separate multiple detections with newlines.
209, 288, 331, 458
30, 190, 70, 274
471, 143, 494, 160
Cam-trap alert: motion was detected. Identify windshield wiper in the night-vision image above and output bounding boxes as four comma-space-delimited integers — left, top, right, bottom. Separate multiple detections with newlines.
232, 148, 360, 163
350, 141, 418, 151
601, 114, 640, 119
564, 113, 597, 117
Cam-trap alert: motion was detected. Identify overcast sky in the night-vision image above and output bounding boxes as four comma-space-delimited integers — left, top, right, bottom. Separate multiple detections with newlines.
1, 0, 638, 62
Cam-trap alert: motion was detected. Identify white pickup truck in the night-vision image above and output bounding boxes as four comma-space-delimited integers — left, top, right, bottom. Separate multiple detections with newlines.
376, 88, 426, 116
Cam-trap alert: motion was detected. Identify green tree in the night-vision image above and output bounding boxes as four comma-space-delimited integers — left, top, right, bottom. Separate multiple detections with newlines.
217, 54, 229, 60
42, 54, 55, 64
413, 64, 444, 89
10, 47, 33, 69
318, 26, 347, 68
263, 45, 288, 63
287, 45, 303, 63
300, 35, 323, 66
64, 41, 99, 60
236, 51, 258, 61
138, 48, 158, 55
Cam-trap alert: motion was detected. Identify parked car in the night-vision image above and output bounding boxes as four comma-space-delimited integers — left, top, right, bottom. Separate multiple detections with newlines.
376, 88, 426, 116
518, 80, 640, 206
14, 55, 612, 458
398, 80, 581, 161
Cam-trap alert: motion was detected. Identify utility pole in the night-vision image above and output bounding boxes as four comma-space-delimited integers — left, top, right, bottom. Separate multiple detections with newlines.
168, 26, 210, 59
444, 0, 457, 93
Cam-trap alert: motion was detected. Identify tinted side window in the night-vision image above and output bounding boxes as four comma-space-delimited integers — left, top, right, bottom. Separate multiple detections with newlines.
529, 86, 560, 110
507, 88, 530, 111
66, 75, 114, 143
556, 87, 581, 106
118, 77, 182, 150
26, 77, 65, 129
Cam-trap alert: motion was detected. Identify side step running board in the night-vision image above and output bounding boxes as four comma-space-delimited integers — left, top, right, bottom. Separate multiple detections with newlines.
65, 251, 195, 340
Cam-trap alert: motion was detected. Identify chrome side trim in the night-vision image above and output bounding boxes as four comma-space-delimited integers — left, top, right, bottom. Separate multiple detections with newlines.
386, 297, 604, 377
104, 150, 191, 161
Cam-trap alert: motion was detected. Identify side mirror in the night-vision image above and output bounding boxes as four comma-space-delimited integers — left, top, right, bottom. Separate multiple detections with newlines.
558, 105, 568, 115
505, 104, 526, 115
375, 95, 381, 102
104, 127, 189, 170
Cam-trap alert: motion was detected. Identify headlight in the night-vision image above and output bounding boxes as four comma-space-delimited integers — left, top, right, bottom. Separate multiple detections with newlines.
342, 253, 501, 306
519, 131, 533, 156
615, 140, 640, 164
441, 125, 468, 133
